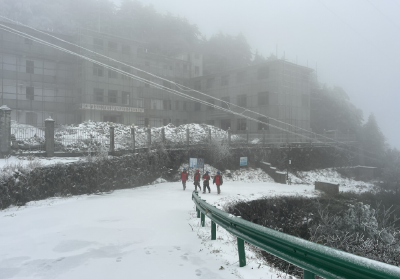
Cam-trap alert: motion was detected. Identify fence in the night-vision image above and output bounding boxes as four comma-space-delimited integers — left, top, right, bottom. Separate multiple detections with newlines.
11, 125, 46, 152
192, 191, 400, 279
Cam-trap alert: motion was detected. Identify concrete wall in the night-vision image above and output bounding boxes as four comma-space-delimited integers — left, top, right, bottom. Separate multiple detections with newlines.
315, 181, 339, 195
260, 161, 286, 184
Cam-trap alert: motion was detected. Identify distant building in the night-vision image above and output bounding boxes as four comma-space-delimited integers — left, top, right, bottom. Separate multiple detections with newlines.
0, 21, 312, 135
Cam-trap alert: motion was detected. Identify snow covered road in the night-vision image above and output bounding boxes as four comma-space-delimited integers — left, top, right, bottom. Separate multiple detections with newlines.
0, 181, 318, 279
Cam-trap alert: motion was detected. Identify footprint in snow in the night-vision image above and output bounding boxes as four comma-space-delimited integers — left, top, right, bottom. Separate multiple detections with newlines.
174, 246, 181, 250
195, 269, 202, 276
116, 257, 122, 262
145, 251, 151, 255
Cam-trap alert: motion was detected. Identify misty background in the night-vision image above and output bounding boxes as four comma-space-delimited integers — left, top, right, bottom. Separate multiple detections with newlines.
112, 0, 399, 149
0, 0, 398, 150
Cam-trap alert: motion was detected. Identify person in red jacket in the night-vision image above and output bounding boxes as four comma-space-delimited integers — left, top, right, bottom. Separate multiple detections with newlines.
181, 168, 188, 190
202, 171, 211, 194
213, 171, 223, 194
194, 169, 201, 192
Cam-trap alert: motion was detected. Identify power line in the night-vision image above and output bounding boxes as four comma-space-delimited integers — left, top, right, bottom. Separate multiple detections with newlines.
366, 0, 400, 31
0, 23, 381, 163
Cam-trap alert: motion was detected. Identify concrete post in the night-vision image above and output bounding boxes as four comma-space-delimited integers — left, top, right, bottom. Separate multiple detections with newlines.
131, 124, 135, 152
147, 125, 151, 152
45, 117, 55, 157
228, 127, 231, 146
161, 126, 165, 144
262, 128, 266, 147
109, 123, 115, 153
186, 126, 189, 148
208, 128, 211, 143
0, 105, 12, 158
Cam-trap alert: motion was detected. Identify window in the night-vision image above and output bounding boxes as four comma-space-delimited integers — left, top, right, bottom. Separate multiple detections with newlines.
237, 94, 247, 107
26, 87, 34, 100
162, 81, 172, 89
24, 38, 33, 45
163, 100, 171, 110
175, 100, 180, 110
26, 112, 37, 126
108, 41, 118, 52
195, 66, 199, 76
93, 63, 104, 76
194, 80, 201, 90
220, 119, 231, 131
121, 66, 131, 80
258, 67, 269, 80
94, 88, 104, 102
183, 101, 187, 111
258, 117, 269, 130
221, 75, 229, 86
121, 45, 130, 54
26, 60, 34, 74
302, 94, 310, 108
145, 118, 149, 126
237, 119, 247, 131
236, 71, 246, 83
108, 90, 118, 103
122, 92, 130, 105
176, 119, 180, 126
221, 96, 230, 109
183, 64, 188, 71
206, 78, 214, 89
93, 38, 104, 50
163, 119, 171, 126
194, 102, 201, 111
258, 92, 269, 105
108, 69, 118, 79
206, 120, 215, 126
207, 98, 214, 110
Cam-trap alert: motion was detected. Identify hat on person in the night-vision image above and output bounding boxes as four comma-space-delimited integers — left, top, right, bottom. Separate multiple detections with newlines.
206, 171, 209, 173
217, 171, 220, 174
196, 169, 199, 171
183, 168, 186, 171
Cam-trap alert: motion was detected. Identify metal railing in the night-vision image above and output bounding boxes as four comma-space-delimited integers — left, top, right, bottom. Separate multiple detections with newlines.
11, 126, 45, 152
192, 191, 400, 279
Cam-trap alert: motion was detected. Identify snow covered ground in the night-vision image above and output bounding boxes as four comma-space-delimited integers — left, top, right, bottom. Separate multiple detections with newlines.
0, 166, 374, 279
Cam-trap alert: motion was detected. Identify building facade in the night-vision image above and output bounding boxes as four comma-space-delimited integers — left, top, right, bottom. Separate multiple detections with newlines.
0, 22, 312, 134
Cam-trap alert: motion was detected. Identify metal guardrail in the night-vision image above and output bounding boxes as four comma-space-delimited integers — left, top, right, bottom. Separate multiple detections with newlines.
192, 191, 400, 279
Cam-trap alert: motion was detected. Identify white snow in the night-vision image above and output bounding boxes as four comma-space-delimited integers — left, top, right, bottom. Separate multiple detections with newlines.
0, 162, 375, 279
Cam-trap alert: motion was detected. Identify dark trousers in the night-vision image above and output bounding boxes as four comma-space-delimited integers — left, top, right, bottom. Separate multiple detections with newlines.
203, 182, 210, 193
194, 181, 201, 191
182, 181, 186, 189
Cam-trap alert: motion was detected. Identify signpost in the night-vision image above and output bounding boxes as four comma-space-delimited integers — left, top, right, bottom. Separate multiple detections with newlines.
240, 157, 248, 167
189, 158, 205, 173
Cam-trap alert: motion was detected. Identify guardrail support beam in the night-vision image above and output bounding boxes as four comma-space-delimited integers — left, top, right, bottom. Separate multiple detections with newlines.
201, 212, 205, 227
211, 221, 216, 240
196, 207, 200, 218
303, 270, 315, 279
237, 237, 246, 267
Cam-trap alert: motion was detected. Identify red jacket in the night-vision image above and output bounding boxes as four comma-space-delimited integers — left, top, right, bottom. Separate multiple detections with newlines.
213, 174, 223, 186
194, 172, 200, 181
202, 174, 210, 181
181, 172, 188, 181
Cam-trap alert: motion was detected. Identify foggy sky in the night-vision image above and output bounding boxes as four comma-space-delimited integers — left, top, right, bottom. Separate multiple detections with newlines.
114, 0, 400, 149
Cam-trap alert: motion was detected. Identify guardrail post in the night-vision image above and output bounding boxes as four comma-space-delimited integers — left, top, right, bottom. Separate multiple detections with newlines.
109, 123, 115, 153
303, 270, 315, 279
196, 207, 200, 218
0, 105, 12, 158
211, 221, 216, 240
147, 125, 151, 152
45, 117, 55, 157
237, 237, 246, 267
131, 124, 135, 152
201, 211, 205, 227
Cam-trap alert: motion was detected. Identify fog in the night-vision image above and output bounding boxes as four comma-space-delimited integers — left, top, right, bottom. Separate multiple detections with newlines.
112, 0, 399, 148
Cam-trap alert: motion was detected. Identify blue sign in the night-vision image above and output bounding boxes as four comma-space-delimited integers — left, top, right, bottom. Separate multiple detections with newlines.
240, 157, 248, 166
189, 158, 205, 168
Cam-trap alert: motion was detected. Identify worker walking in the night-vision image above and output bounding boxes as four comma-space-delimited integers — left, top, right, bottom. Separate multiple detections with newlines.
181, 168, 188, 190
194, 169, 202, 192
202, 171, 211, 194
213, 171, 223, 194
